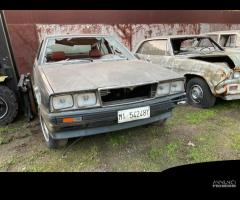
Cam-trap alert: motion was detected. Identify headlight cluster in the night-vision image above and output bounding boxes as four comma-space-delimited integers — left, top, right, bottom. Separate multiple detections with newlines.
156, 80, 185, 97
77, 93, 97, 107
233, 71, 240, 79
51, 92, 98, 111
52, 95, 73, 110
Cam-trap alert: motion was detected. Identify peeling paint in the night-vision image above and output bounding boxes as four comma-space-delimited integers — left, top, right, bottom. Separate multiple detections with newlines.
7, 22, 240, 74
36, 24, 202, 51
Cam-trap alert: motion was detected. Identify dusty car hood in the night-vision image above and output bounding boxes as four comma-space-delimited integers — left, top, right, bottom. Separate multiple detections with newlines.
40, 60, 182, 94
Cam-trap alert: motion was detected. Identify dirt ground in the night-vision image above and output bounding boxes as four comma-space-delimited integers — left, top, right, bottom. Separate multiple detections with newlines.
0, 99, 240, 172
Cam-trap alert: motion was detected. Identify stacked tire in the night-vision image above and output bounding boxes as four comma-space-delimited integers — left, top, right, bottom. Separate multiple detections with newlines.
0, 85, 18, 125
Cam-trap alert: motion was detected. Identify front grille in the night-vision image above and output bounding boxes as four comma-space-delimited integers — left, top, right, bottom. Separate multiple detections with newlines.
150, 86, 157, 97
99, 89, 111, 97
100, 83, 157, 106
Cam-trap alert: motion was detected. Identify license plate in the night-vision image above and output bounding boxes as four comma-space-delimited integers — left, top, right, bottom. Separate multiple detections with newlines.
117, 106, 150, 123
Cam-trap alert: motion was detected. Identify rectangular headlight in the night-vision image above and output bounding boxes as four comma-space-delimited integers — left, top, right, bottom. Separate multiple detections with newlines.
52, 94, 73, 110
156, 82, 170, 97
77, 93, 97, 107
233, 71, 240, 79
170, 80, 185, 94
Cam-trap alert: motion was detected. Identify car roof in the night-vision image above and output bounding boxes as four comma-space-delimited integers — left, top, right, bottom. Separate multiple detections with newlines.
142, 34, 209, 40
204, 30, 240, 35
43, 34, 112, 40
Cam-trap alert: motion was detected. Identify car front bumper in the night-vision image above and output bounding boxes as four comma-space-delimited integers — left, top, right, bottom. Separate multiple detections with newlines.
41, 93, 186, 139
216, 78, 240, 100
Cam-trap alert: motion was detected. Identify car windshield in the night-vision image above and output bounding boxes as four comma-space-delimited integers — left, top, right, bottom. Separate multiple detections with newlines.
171, 37, 223, 55
42, 36, 135, 64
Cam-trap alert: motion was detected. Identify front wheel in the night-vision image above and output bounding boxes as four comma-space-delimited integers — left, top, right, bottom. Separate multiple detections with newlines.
186, 77, 216, 108
0, 86, 18, 125
39, 114, 68, 149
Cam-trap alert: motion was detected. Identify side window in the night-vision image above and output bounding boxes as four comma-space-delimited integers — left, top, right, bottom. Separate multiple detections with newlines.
198, 38, 214, 47
137, 40, 167, 55
220, 34, 236, 47
181, 39, 194, 49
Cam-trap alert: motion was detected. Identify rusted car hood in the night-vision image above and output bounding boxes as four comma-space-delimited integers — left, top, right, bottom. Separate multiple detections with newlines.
178, 51, 240, 69
225, 52, 240, 70
41, 60, 182, 94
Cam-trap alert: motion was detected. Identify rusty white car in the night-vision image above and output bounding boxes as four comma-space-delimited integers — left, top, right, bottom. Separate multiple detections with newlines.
204, 30, 240, 53
133, 35, 240, 108
32, 34, 186, 148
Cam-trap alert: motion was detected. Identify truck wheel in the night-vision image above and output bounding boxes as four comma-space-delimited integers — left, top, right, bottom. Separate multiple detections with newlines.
39, 115, 68, 149
0, 86, 18, 125
186, 77, 216, 108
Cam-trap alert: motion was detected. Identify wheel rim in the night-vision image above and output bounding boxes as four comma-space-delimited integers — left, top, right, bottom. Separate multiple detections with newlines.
40, 116, 50, 142
0, 97, 8, 120
190, 85, 203, 104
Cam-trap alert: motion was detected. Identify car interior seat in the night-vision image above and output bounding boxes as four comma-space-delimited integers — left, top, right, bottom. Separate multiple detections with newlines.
89, 48, 102, 58
51, 51, 66, 61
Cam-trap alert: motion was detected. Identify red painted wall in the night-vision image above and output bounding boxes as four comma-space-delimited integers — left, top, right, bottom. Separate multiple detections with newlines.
5, 10, 240, 24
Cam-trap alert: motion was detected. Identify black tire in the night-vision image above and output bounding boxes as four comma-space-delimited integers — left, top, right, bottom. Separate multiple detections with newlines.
39, 114, 68, 149
0, 86, 18, 125
186, 77, 216, 108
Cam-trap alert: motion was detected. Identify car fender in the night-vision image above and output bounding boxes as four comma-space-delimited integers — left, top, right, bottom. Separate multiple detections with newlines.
172, 58, 232, 95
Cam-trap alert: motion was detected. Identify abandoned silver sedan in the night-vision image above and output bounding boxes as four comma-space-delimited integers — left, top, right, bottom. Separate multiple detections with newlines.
33, 34, 185, 148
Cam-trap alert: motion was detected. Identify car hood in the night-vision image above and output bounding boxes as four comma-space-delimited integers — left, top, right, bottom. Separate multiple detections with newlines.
177, 51, 240, 70
40, 60, 182, 94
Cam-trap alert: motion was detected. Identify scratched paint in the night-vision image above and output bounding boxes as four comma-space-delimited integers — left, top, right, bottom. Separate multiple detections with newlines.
36, 23, 240, 51
36, 24, 202, 50
200, 24, 240, 33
